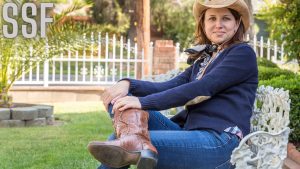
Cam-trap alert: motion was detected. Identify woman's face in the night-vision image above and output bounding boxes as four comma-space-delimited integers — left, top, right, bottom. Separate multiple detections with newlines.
204, 8, 239, 45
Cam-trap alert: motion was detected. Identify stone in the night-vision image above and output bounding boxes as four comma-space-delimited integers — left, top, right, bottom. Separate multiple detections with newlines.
11, 107, 38, 120
46, 115, 55, 125
32, 105, 54, 118
0, 108, 10, 120
0, 120, 25, 127
45, 106, 54, 117
25, 118, 46, 127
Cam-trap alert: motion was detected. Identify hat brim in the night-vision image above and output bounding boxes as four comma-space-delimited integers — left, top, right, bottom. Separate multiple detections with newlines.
193, 0, 250, 32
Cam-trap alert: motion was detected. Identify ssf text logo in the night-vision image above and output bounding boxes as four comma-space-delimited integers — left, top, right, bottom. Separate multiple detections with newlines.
1, 2, 53, 38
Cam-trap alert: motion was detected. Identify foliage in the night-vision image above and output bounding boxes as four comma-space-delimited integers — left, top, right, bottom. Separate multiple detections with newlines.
259, 75, 300, 142
91, 0, 129, 34
257, 57, 279, 68
151, 0, 195, 49
257, 0, 300, 66
258, 65, 295, 80
0, 0, 100, 107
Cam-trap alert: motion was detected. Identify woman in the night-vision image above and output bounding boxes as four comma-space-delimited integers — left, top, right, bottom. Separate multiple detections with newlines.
88, 0, 258, 168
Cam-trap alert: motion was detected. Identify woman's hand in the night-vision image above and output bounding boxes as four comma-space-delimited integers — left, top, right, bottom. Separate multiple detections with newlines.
101, 80, 130, 111
112, 96, 142, 112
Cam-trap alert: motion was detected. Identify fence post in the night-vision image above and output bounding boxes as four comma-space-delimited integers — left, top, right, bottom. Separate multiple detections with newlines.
43, 59, 49, 87
260, 36, 263, 58
43, 42, 49, 87
274, 40, 278, 62
267, 38, 271, 60
29, 46, 33, 82
120, 36, 124, 80
112, 34, 116, 82
149, 42, 154, 77
142, 48, 145, 79
175, 43, 180, 69
281, 42, 285, 62
253, 35, 257, 54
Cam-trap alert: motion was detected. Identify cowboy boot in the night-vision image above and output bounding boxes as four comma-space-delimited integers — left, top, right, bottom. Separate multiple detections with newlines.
87, 108, 158, 169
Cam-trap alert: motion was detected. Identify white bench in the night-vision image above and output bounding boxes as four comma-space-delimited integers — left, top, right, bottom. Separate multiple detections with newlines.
144, 70, 291, 169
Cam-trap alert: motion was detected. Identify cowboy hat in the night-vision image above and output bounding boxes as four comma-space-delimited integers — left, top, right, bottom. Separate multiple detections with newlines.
193, 0, 250, 32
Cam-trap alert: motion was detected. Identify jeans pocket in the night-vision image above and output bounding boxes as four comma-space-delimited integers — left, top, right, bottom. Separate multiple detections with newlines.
215, 159, 234, 169
210, 131, 231, 146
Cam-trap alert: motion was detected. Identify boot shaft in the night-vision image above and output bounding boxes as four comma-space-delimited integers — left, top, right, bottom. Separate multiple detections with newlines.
114, 109, 150, 138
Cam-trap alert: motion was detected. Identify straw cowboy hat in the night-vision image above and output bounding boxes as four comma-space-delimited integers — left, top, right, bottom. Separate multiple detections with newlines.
193, 0, 250, 32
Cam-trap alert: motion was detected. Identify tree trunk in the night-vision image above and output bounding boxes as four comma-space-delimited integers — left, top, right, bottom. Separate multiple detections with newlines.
122, 0, 137, 43
0, 91, 13, 108
136, 0, 150, 78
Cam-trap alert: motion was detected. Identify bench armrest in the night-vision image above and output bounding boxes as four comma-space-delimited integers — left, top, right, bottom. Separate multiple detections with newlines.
230, 127, 290, 169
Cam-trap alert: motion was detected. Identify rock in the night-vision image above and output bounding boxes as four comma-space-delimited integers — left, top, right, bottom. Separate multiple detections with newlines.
0, 108, 10, 120
46, 115, 55, 125
32, 105, 54, 118
0, 120, 25, 127
25, 118, 46, 127
11, 107, 38, 120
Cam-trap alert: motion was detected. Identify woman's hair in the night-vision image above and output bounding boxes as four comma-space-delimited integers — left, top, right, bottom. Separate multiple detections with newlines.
194, 8, 245, 46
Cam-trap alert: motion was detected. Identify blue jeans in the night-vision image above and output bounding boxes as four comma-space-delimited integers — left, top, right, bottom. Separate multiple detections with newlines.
98, 105, 239, 169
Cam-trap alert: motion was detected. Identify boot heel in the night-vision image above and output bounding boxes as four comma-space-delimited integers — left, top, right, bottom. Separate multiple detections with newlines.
137, 149, 158, 169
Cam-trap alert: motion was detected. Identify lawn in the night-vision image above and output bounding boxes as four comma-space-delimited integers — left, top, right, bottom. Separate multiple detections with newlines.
0, 102, 114, 169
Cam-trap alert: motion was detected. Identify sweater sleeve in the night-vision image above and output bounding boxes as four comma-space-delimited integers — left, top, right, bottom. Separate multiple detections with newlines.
139, 45, 258, 110
121, 66, 193, 97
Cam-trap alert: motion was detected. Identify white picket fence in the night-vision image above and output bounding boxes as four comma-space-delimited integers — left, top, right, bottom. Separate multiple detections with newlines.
15, 33, 146, 86
247, 34, 285, 63
15, 33, 284, 86
176, 34, 285, 66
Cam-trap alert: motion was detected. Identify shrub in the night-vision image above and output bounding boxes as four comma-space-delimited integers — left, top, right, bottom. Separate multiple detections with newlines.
260, 75, 300, 142
257, 57, 279, 68
258, 66, 295, 81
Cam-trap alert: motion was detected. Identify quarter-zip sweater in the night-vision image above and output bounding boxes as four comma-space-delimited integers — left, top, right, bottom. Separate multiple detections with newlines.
124, 43, 258, 136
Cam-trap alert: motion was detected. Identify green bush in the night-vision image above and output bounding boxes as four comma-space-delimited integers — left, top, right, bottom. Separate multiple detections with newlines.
257, 58, 279, 68
260, 75, 300, 142
258, 66, 295, 81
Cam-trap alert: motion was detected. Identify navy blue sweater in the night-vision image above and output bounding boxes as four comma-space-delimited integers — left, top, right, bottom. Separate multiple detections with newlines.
126, 43, 258, 136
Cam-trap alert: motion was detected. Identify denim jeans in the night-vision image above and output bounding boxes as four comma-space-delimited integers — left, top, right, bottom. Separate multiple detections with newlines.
98, 105, 239, 169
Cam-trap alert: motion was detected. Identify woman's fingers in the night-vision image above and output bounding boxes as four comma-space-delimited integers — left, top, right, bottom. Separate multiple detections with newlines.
118, 104, 131, 112
111, 95, 122, 105
112, 96, 141, 112
101, 80, 130, 112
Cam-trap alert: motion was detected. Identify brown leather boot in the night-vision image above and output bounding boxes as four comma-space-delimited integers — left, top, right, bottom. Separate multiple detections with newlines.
88, 108, 158, 169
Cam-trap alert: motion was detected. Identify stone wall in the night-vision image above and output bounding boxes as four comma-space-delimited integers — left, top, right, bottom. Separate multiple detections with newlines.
0, 104, 54, 127
152, 40, 176, 75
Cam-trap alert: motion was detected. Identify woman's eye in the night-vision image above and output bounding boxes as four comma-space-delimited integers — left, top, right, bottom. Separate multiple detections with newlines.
208, 17, 216, 21
223, 17, 231, 21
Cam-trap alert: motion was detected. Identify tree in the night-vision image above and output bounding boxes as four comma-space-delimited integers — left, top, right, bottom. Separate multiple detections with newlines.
244, 0, 255, 37
258, 0, 300, 66
91, 0, 129, 34
151, 0, 195, 48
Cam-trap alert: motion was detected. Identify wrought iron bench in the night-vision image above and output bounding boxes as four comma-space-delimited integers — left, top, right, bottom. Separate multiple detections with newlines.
143, 69, 291, 169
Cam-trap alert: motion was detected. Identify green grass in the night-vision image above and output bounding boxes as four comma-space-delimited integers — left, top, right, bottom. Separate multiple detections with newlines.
0, 102, 114, 169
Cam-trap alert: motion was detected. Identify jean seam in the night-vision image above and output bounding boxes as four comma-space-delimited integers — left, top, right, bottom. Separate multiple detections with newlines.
153, 134, 236, 149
